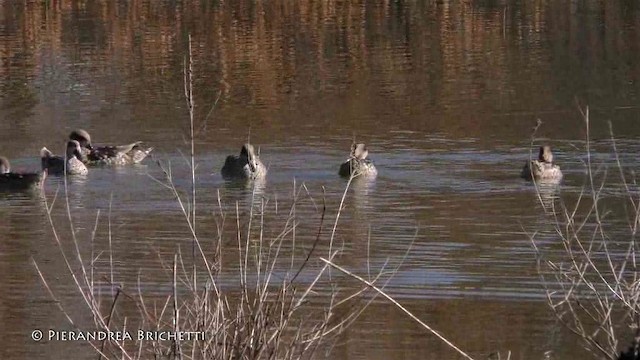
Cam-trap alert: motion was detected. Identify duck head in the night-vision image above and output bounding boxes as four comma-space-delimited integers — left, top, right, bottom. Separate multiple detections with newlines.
66, 140, 85, 161
0, 156, 10, 174
350, 143, 369, 160
69, 129, 93, 151
240, 143, 259, 172
538, 145, 553, 163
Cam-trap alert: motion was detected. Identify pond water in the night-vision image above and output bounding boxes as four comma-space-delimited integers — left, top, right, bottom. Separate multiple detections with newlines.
2, 1, 640, 359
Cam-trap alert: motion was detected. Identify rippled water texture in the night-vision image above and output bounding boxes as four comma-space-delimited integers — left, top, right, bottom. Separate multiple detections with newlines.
2, 1, 640, 359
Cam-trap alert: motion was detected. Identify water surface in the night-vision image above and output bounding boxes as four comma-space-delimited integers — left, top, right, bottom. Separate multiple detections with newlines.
2, 1, 640, 359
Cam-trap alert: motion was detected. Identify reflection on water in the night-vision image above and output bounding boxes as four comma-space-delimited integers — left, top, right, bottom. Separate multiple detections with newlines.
538, 182, 562, 211
349, 175, 377, 210
221, 176, 267, 201
2, 0, 640, 359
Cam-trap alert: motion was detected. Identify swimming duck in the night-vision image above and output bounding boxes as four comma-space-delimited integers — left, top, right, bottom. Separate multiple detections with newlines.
41, 140, 89, 176
0, 156, 46, 191
69, 129, 153, 166
521, 145, 563, 182
339, 143, 377, 178
221, 143, 267, 181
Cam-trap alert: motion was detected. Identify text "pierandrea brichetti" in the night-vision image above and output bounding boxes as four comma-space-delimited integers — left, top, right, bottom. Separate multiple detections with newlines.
47, 330, 206, 341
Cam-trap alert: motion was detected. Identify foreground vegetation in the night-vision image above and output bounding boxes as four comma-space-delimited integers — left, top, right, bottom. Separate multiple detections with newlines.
530, 107, 640, 360
32, 37, 476, 360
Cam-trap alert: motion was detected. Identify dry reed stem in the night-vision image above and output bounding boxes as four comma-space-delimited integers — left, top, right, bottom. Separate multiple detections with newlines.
319, 258, 475, 360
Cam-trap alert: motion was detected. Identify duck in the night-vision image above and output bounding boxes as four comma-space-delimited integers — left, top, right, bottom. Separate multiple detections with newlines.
221, 143, 267, 181
0, 156, 46, 191
339, 143, 377, 178
40, 140, 89, 176
69, 129, 153, 166
521, 145, 563, 182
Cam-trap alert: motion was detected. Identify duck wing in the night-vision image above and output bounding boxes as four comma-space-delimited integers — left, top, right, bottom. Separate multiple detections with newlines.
129, 145, 153, 164
114, 142, 143, 153
88, 142, 137, 160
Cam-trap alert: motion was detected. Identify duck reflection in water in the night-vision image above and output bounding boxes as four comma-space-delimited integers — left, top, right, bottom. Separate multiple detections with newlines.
534, 181, 561, 213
